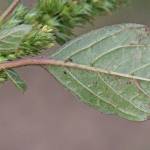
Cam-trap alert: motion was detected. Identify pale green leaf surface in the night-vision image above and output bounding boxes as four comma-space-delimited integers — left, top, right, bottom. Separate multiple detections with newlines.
5, 69, 27, 92
0, 24, 32, 53
48, 24, 150, 121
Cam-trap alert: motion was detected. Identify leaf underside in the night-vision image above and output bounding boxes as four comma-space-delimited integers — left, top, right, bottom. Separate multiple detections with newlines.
5, 69, 27, 92
0, 24, 32, 90
48, 23, 150, 121
0, 24, 32, 53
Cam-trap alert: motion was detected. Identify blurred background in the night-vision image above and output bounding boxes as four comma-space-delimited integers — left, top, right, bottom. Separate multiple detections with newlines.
0, 0, 150, 150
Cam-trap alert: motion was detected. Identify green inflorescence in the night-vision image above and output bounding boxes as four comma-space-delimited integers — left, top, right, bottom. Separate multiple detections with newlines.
0, 0, 127, 89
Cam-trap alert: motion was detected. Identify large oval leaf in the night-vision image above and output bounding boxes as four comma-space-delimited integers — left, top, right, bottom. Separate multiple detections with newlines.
48, 24, 150, 121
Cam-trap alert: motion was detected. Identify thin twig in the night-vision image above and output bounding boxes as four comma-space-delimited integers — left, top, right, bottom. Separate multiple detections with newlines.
0, 57, 149, 82
0, 0, 20, 22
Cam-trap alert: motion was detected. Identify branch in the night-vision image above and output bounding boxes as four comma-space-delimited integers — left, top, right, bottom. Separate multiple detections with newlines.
0, 57, 149, 82
0, 0, 20, 22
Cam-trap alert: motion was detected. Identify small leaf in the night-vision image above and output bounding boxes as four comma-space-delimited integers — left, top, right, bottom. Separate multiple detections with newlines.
48, 23, 150, 121
0, 24, 32, 53
5, 69, 27, 92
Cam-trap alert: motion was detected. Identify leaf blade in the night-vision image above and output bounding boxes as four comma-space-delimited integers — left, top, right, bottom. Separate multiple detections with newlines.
0, 24, 32, 53
5, 69, 27, 92
48, 23, 150, 121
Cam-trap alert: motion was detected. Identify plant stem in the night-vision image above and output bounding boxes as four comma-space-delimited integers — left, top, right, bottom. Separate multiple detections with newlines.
0, 58, 149, 82
0, 0, 20, 22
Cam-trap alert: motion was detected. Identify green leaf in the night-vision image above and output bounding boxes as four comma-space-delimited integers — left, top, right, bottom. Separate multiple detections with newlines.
5, 69, 27, 92
0, 24, 32, 54
48, 23, 150, 121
